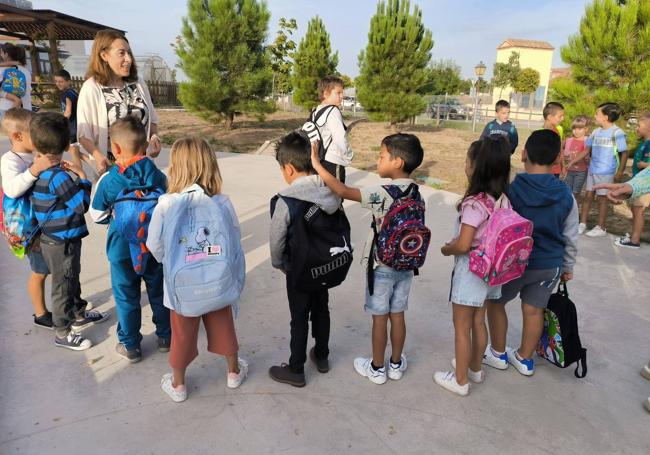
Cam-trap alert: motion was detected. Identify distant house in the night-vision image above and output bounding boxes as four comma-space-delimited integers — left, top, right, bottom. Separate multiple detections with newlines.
550, 67, 571, 82
492, 38, 555, 111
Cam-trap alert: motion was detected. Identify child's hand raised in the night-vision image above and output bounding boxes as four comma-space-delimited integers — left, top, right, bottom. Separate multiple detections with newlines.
30, 153, 58, 176
61, 159, 86, 180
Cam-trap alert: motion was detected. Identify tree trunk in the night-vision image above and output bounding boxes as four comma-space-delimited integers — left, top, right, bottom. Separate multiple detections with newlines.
224, 112, 235, 130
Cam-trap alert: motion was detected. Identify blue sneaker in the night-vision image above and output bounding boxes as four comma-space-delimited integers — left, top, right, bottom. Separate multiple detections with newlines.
507, 348, 534, 376
482, 345, 509, 370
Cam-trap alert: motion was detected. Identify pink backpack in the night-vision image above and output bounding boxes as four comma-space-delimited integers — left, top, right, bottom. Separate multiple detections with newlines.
468, 194, 533, 286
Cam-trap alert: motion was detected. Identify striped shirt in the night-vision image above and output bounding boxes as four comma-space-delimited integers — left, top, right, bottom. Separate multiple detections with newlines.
30, 166, 92, 242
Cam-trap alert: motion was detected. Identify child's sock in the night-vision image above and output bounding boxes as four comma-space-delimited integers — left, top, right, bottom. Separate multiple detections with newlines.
371, 362, 384, 371
491, 347, 505, 356
390, 357, 402, 368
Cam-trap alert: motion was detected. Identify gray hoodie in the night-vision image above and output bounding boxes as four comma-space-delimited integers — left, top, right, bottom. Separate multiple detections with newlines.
270, 175, 342, 272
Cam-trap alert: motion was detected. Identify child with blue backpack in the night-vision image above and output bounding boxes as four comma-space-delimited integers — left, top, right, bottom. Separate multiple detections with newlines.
90, 116, 170, 363
147, 137, 247, 403
435, 137, 512, 396
29, 112, 108, 350
1, 108, 58, 328
484, 130, 578, 377
311, 133, 429, 385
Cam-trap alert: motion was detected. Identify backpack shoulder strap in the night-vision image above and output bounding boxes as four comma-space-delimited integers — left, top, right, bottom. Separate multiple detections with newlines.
312, 105, 337, 124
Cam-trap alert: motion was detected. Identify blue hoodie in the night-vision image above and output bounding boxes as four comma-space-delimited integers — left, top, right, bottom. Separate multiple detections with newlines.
507, 173, 578, 272
90, 157, 167, 263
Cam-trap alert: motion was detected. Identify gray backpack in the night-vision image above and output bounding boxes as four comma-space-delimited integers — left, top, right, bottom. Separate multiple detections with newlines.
161, 185, 245, 316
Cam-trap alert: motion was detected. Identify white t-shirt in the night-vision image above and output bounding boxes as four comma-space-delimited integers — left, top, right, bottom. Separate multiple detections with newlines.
0, 150, 37, 198
314, 104, 353, 166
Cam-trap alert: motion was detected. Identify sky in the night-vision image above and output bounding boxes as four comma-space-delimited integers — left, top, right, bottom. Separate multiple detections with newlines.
35, 0, 588, 80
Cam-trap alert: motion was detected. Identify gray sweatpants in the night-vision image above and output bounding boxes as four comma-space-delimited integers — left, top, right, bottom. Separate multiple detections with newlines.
40, 239, 88, 337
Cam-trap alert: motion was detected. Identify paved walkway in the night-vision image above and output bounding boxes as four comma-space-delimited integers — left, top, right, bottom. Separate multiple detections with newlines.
1, 146, 649, 454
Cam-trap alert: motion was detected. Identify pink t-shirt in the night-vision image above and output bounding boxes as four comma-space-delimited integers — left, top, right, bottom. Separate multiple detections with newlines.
562, 137, 588, 172
459, 194, 494, 248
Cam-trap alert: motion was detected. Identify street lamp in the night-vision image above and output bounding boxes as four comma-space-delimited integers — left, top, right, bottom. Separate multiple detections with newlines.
472, 61, 487, 133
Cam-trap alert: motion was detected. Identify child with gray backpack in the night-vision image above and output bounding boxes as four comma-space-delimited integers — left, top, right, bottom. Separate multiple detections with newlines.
147, 137, 247, 403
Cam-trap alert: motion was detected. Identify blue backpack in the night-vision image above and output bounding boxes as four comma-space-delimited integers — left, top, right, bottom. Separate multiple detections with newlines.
1, 66, 26, 98
160, 185, 245, 317
368, 184, 431, 294
112, 186, 164, 274
1, 187, 37, 259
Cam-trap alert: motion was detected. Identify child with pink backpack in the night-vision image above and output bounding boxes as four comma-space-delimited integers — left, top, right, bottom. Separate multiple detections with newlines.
436, 137, 523, 396
484, 130, 578, 378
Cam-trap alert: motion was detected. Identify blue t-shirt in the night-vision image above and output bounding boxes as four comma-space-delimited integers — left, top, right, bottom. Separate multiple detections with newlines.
585, 126, 627, 175
60, 88, 78, 138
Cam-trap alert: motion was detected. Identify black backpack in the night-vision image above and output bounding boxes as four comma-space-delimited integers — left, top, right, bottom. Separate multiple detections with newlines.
536, 282, 587, 378
270, 195, 352, 291
301, 105, 345, 161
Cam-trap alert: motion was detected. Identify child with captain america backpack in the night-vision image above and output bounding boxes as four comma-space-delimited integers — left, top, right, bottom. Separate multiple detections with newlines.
90, 116, 170, 363
311, 132, 430, 385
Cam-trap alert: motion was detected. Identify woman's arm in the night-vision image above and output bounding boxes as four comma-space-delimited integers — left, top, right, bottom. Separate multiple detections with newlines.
77, 79, 111, 173
138, 80, 161, 157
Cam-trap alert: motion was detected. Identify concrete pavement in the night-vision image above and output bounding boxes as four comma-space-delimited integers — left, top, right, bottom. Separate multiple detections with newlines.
1, 145, 649, 454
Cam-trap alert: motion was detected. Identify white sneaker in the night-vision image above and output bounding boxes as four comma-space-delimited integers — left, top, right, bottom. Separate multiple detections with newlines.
353, 357, 387, 384
640, 362, 650, 381
506, 348, 534, 376
482, 345, 509, 370
161, 373, 187, 402
586, 225, 607, 237
227, 358, 248, 389
387, 354, 407, 380
578, 223, 587, 235
451, 358, 485, 383
434, 371, 469, 396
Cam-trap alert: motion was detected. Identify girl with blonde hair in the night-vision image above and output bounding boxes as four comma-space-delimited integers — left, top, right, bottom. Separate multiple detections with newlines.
147, 137, 247, 402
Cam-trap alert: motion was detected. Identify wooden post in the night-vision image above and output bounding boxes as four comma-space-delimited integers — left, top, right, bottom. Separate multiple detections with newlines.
28, 40, 40, 79
46, 21, 60, 74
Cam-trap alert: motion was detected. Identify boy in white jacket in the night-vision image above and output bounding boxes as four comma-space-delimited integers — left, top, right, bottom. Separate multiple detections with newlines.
312, 75, 353, 182
0, 108, 57, 328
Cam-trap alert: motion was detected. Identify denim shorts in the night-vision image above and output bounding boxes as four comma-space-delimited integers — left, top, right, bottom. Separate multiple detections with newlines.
450, 254, 501, 307
27, 249, 50, 275
365, 265, 413, 315
492, 267, 561, 309
563, 170, 587, 195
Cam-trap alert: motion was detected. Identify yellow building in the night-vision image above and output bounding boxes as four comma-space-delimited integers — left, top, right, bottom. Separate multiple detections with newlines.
492, 39, 554, 114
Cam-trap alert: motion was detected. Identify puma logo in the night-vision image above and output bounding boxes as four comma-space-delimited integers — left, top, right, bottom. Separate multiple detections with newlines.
330, 236, 350, 256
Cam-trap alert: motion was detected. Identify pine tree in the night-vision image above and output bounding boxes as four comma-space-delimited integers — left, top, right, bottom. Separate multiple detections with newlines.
291, 17, 339, 110
268, 17, 297, 96
176, 0, 275, 129
551, 0, 650, 127
356, 0, 433, 124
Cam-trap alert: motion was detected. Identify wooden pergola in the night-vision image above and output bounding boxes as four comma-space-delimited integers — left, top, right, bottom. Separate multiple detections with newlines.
0, 3, 124, 78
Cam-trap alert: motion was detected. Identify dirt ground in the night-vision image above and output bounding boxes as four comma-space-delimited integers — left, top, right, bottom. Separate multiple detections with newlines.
157, 110, 649, 242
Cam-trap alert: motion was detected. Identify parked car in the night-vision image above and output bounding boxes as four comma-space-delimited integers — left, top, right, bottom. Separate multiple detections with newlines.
342, 96, 356, 108
429, 99, 469, 120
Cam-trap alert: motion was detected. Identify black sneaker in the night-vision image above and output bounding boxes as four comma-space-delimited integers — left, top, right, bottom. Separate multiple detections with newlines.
269, 363, 306, 387
615, 237, 641, 249
33, 312, 53, 330
116, 343, 142, 363
54, 332, 92, 351
157, 337, 171, 353
309, 347, 330, 373
71, 310, 110, 331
